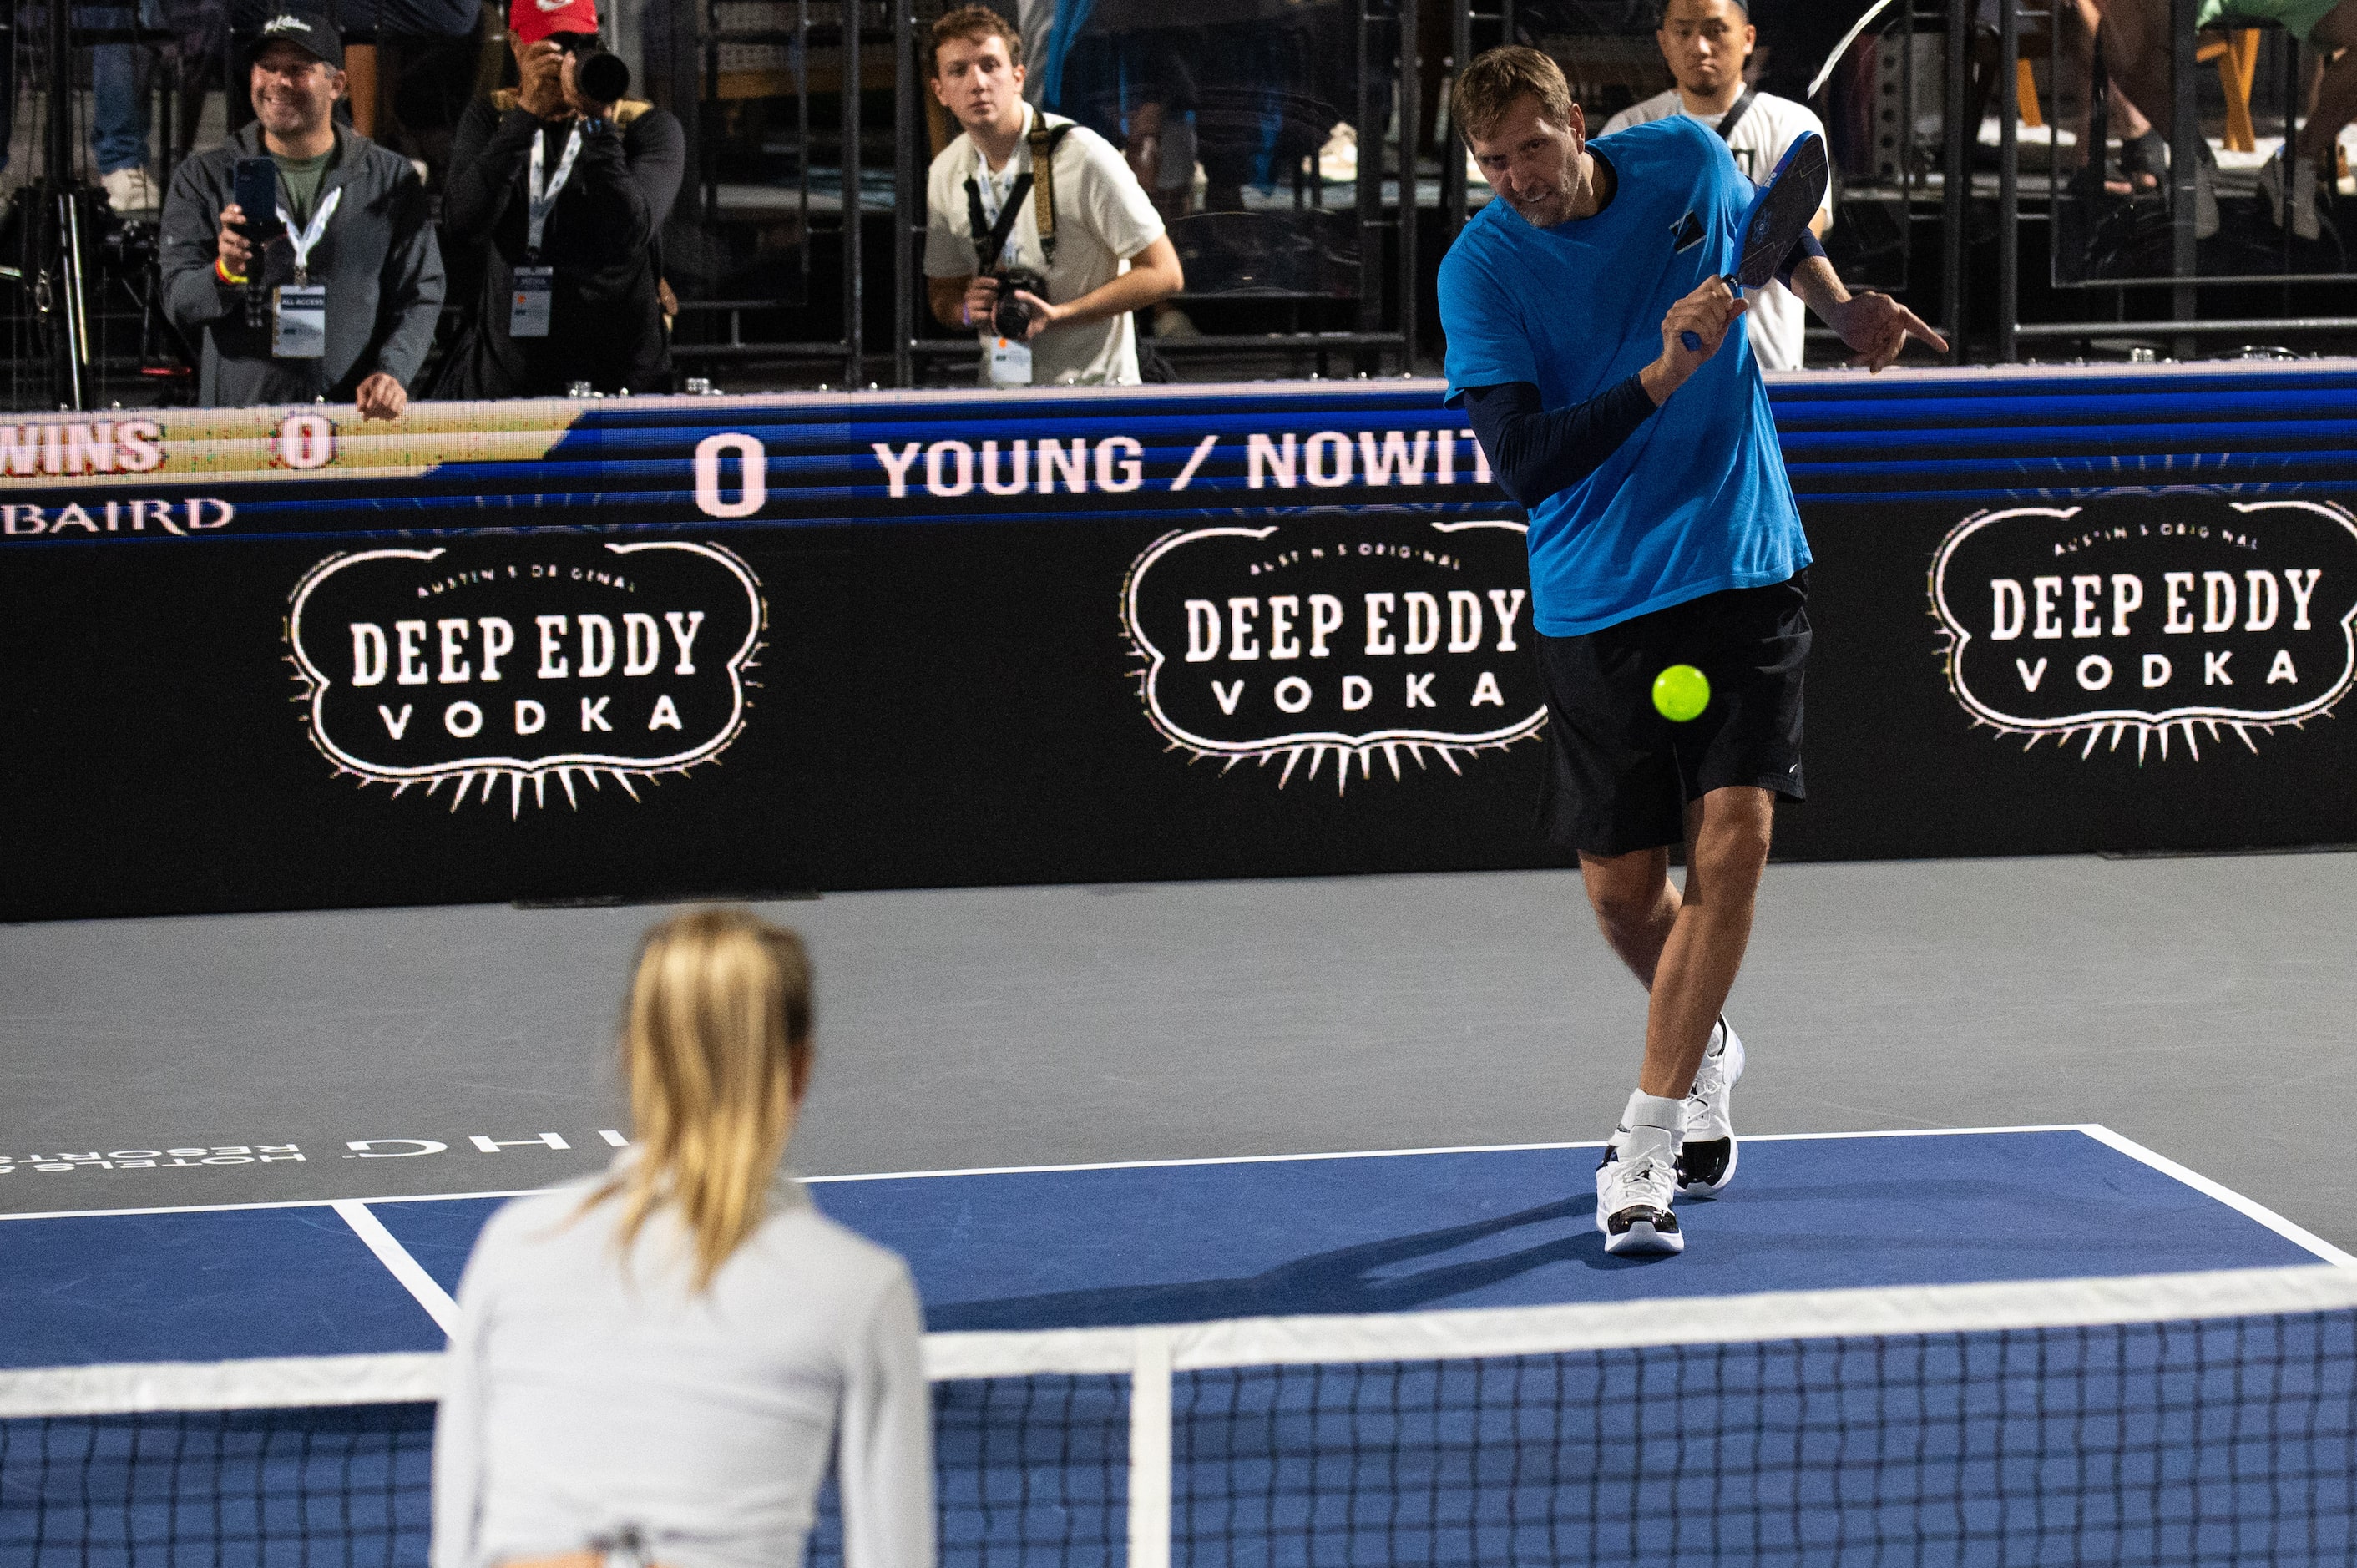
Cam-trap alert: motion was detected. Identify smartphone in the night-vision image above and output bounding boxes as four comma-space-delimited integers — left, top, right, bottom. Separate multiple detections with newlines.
232, 157, 282, 240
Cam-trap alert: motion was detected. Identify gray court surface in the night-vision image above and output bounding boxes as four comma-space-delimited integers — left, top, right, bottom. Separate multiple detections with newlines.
4, 852, 2352, 1248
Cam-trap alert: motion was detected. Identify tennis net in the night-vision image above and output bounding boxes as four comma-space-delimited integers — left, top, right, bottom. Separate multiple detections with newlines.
6, 1264, 2355, 1566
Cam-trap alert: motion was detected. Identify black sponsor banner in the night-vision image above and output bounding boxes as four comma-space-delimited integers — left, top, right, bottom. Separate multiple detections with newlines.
1783, 491, 2357, 862
1930, 498, 2357, 751
1121, 519, 1543, 786
287, 541, 764, 810
1, 515, 1565, 918
5, 487, 2357, 919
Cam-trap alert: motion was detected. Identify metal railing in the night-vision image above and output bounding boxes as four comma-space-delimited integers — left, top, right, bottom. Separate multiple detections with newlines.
18, 0, 2357, 408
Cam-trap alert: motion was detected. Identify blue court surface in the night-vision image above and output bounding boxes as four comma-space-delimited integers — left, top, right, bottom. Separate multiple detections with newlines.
4, 1124, 2345, 1371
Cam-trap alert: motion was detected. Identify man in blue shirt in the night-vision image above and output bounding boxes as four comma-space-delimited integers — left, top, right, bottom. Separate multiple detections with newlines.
1440, 45, 1940, 1257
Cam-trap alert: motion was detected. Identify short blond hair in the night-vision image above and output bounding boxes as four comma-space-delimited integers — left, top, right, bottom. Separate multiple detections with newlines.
1452, 45, 1576, 149
928, 4, 1022, 77
584, 907, 814, 1292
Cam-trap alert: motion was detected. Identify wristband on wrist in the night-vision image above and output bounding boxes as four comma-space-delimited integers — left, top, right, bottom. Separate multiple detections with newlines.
215, 255, 249, 286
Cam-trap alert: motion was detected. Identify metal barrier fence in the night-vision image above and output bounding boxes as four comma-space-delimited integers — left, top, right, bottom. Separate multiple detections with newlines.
9, 0, 2357, 407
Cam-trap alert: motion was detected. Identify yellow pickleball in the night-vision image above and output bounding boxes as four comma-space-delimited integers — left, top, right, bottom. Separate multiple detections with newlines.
1651, 664, 1711, 723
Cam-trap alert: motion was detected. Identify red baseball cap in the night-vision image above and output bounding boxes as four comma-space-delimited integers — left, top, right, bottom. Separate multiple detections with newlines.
511, 0, 599, 45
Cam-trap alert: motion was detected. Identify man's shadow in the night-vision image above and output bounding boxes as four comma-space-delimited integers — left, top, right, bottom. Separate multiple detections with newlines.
927, 1193, 1663, 1333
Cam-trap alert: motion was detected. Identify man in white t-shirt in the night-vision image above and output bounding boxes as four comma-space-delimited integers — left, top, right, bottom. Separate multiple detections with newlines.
1603, 0, 1830, 371
923, 5, 1184, 387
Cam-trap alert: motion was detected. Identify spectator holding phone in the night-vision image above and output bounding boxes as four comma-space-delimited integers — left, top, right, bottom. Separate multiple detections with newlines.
159, 3, 443, 417
433, 0, 684, 397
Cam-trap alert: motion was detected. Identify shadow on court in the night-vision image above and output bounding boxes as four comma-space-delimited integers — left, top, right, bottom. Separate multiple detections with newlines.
937, 1195, 1727, 1330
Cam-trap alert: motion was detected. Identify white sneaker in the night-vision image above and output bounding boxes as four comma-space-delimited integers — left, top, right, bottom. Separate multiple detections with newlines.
101, 166, 161, 213
1596, 1124, 1682, 1256
2259, 150, 2322, 241
1679, 1017, 1744, 1198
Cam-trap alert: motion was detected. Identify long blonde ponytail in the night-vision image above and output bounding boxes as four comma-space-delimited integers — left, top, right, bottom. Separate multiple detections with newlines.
585, 907, 814, 1291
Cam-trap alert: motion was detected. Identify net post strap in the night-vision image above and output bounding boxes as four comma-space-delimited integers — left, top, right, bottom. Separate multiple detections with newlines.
1126, 1327, 1174, 1568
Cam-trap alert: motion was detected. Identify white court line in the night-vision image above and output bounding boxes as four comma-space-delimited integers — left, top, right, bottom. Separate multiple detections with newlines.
2076, 1125, 2357, 1268
797, 1124, 2102, 1184
0, 1186, 552, 1222
331, 1200, 460, 1334
0, 1125, 2098, 1221
0, 1123, 2340, 1281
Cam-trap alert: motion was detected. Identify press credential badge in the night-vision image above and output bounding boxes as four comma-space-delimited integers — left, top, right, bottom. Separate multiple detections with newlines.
511, 268, 554, 337
272, 285, 326, 357
989, 336, 1034, 387
271, 186, 342, 360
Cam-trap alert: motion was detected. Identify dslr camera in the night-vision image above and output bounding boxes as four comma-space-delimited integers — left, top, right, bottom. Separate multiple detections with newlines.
989, 268, 1050, 338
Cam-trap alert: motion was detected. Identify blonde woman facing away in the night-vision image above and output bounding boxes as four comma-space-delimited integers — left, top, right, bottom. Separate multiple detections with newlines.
432, 908, 934, 1568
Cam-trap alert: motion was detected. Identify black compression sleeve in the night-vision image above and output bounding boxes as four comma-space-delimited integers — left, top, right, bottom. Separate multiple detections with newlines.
1774, 226, 1828, 290
1460, 377, 1659, 508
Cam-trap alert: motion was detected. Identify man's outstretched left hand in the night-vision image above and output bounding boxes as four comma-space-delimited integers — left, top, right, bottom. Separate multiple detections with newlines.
357, 373, 408, 422
1825, 291, 1946, 372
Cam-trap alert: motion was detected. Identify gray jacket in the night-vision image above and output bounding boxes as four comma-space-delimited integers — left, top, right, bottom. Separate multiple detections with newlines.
160, 121, 445, 407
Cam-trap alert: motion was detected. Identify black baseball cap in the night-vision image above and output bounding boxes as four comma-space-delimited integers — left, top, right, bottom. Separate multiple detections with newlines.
250, 6, 345, 69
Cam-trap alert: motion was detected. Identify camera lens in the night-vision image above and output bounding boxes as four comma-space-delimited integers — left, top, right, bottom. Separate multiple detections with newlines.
577, 49, 630, 103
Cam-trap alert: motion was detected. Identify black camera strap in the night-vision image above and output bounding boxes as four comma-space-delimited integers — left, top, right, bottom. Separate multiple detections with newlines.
1714, 88, 1758, 144
965, 170, 1034, 273
963, 116, 1076, 272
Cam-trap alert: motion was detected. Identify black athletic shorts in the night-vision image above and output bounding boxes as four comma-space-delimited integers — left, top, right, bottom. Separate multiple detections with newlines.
1535, 570, 1810, 857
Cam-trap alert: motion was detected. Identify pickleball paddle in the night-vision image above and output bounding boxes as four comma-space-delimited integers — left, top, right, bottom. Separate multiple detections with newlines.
1679, 130, 1830, 351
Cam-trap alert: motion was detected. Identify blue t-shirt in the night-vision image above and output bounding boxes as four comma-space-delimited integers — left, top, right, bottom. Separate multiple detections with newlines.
1439, 115, 1809, 637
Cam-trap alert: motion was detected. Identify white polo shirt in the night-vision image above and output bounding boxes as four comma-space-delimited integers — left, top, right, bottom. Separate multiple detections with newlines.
924, 104, 1166, 387
1603, 88, 1832, 372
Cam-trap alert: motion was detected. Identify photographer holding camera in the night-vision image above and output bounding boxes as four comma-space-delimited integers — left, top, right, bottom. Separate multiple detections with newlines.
433, 0, 683, 397
923, 5, 1182, 387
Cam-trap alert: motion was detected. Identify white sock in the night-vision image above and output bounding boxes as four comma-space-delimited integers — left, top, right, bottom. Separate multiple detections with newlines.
1621, 1090, 1685, 1140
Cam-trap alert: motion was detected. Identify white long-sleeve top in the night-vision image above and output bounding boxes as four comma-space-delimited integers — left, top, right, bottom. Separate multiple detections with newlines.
431, 1161, 935, 1568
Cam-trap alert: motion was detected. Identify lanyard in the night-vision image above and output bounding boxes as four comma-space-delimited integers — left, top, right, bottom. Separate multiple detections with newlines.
527, 122, 587, 257
275, 186, 342, 285
970, 143, 1023, 270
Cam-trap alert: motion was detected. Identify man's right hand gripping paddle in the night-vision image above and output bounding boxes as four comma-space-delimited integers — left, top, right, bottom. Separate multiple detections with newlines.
1677, 130, 1829, 352
1641, 276, 1747, 405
